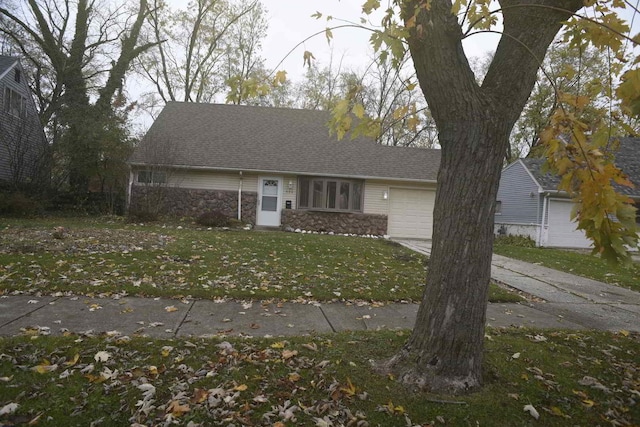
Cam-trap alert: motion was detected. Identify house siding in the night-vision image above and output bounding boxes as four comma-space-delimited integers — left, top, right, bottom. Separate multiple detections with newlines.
495, 161, 541, 225
0, 61, 46, 184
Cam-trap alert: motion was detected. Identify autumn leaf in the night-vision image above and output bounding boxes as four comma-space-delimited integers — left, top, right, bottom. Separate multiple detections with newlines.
340, 377, 357, 397
282, 349, 298, 360
303, 51, 315, 68
164, 305, 178, 312
166, 400, 190, 417
234, 384, 248, 391
94, 351, 111, 362
523, 404, 540, 419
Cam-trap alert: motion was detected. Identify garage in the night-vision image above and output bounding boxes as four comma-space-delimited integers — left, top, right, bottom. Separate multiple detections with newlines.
387, 188, 435, 239
545, 199, 592, 248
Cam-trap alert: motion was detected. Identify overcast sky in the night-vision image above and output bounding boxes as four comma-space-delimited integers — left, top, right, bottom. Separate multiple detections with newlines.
258, 0, 498, 80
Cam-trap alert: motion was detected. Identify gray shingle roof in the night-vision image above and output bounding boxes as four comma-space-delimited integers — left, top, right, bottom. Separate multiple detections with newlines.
0, 56, 18, 76
130, 102, 441, 181
521, 137, 640, 197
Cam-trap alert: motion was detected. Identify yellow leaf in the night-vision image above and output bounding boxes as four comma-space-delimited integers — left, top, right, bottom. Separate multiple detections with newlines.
303, 51, 315, 68
161, 346, 173, 357
64, 354, 80, 367
32, 363, 58, 374
582, 399, 595, 408
352, 103, 365, 119
234, 384, 248, 391
325, 27, 333, 44
273, 70, 287, 86
619, 330, 630, 337
270, 341, 286, 349
340, 377, 357, 396
164, 305, 178, 312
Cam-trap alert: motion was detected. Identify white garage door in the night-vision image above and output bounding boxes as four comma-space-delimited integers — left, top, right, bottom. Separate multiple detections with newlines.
546, 199, 592, 248
388, 188, 435, 239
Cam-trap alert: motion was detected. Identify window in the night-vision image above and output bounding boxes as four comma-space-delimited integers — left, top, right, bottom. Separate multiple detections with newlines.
137, 170, 167, 184
14, 69, 21, 84
495, 200, 502, 215
298, 177, 364, 212
3, 87, 26, 118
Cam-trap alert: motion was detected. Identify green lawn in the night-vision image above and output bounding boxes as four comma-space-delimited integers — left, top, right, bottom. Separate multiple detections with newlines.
493, 243, 640, 292
0, 217, 521, 303
1, 329, 637, 426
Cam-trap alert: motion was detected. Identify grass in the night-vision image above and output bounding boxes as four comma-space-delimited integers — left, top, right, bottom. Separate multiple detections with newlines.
0, 217, 522, 303
494, 243, 640, 292
0, 329, 637, 426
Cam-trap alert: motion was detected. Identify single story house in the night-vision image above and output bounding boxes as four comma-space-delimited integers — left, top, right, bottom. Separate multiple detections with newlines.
495, 137, 640, 248
128, 102, 441, 238
0, 55, 47, 186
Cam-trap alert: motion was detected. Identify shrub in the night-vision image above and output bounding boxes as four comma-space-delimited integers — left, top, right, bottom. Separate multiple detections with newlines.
0, 192, 42, 217
494, 234, 536, 247
196, 210, 231, 227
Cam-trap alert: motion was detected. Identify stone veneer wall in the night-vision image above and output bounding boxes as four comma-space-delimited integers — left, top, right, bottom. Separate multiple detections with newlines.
282, 210, 387, 236
130, 186, 257, 223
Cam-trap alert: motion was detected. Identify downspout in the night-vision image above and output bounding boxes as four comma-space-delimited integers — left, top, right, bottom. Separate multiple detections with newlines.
538, 193, 549, 246
126, 165, 134, 214
238, 171, 243, 221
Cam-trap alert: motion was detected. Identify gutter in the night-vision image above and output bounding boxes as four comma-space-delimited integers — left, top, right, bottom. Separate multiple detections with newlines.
126, 162, 438, 185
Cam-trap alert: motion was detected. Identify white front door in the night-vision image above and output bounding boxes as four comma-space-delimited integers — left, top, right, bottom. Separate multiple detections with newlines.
257, 176, 283, 226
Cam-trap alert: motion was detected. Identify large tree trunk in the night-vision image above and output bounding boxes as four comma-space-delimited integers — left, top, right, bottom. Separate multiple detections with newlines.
382, 0, 583, 394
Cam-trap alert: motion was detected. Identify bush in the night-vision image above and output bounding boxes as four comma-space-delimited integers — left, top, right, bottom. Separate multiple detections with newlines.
494, 234, 536, 247
0, 191, 43, 217
196, 210, 232, 227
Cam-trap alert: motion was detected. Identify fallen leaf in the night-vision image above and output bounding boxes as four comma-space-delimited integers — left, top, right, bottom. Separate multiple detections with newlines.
165, 305, 178, 312
523, 404, 540, 419
166, 400, 190, 416
0, 402, 18, 416
234, 384, 248, 391
282, 349, 298, 360
94, 351, 111, 362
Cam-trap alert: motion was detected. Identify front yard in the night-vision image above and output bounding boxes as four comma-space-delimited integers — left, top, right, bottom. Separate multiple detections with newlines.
1, 329, 638, 426
0, 217, 519, 303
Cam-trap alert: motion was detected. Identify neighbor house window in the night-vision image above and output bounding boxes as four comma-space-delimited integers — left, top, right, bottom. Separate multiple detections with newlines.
3, 87, 26, 118
14, 69, 21, 83
137, 170, 167, 184
298, 177, 363, 212
495, 200, 502, 215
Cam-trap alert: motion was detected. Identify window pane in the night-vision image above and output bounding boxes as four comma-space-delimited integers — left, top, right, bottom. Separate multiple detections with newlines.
312, 180, 323, 208
262, 196, 277, 212
154, 171, 167, 184
326, 181, 336, 209
298, 178, 309, 208
352, 182, 362, 211
138, 170, 151, 183
263, 179, 278, 196
339, 182, 350, 210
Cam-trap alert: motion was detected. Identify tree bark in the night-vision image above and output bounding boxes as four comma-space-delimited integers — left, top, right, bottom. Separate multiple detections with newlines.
382, 0, 583, 394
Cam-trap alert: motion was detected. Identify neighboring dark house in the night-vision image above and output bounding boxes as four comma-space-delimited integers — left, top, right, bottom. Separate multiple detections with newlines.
0, 55, 47, 186
495, 137, 640, 248
128, 102, 441, 237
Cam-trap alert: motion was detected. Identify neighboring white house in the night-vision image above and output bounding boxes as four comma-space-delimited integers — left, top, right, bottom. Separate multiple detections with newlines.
0, 55, 47, 186
495, 138, 640, 248
128, 102, 441, 238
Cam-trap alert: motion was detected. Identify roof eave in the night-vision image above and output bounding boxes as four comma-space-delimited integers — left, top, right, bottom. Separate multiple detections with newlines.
127, 162, 438, 184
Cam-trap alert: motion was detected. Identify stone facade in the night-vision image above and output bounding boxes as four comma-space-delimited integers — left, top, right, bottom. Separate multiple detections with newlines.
130, 186, 257, 223
282, 210, 387, 236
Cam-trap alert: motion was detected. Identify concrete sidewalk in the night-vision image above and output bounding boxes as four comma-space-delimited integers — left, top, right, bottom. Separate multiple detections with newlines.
397, 239, 640, 333
0, 294, 579, 338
